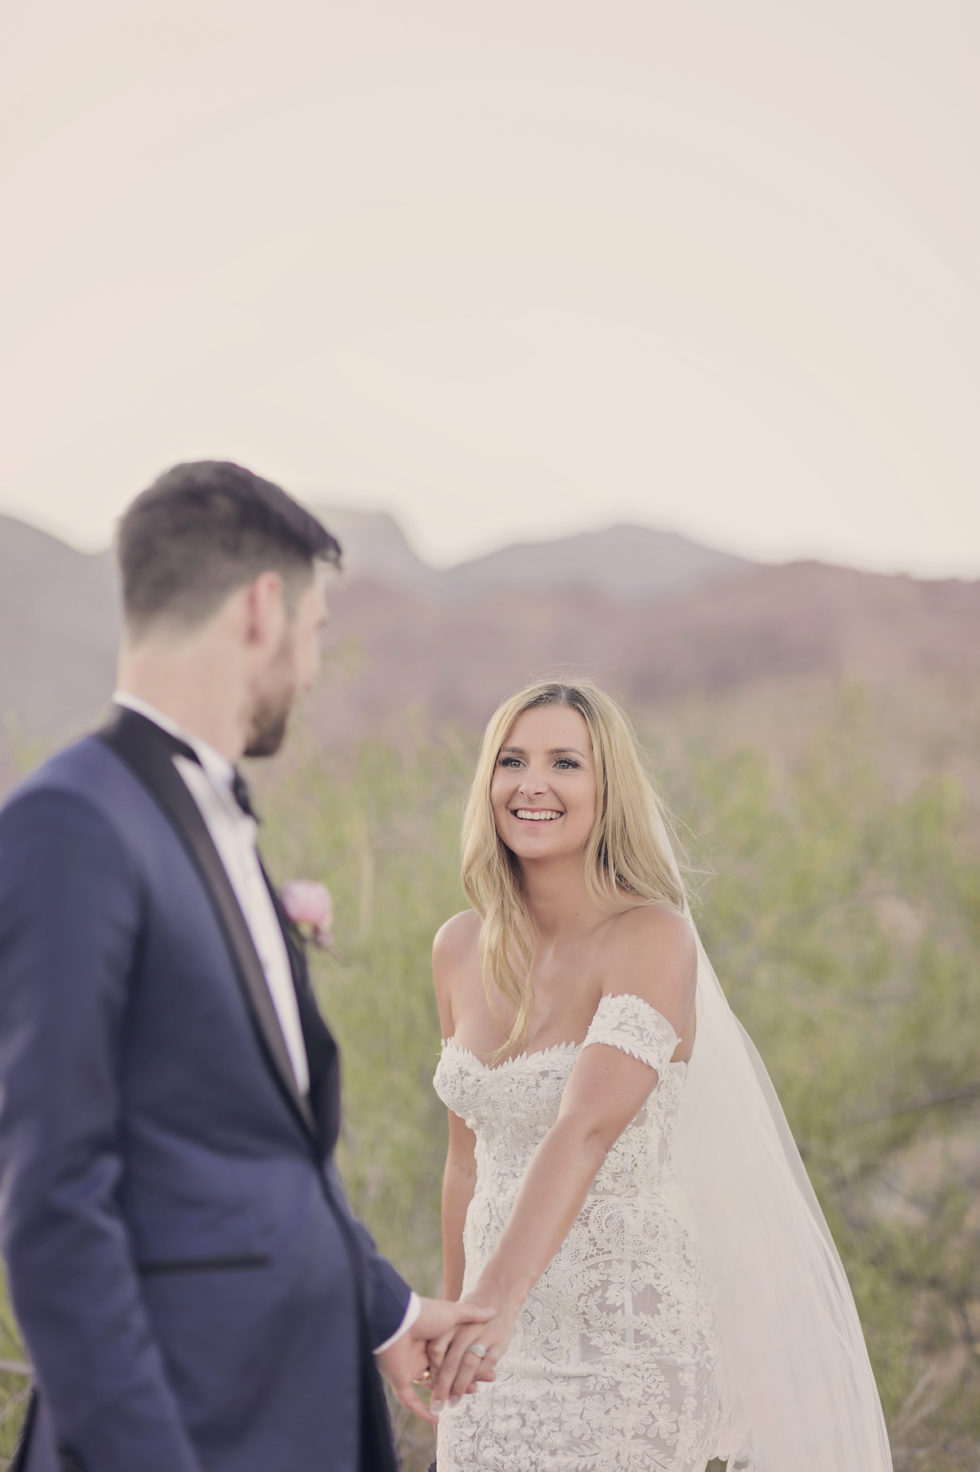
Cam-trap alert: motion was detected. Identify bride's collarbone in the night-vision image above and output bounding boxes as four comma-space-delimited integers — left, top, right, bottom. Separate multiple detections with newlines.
458, 977, 602, 1064
529, 986, 601, 1048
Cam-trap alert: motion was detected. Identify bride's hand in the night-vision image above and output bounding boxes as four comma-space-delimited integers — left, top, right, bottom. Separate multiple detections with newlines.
429, 1291, 518, 1413
425, 1320, 496, 1396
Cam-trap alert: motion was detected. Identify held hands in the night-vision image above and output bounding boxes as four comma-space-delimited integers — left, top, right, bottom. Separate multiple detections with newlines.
376, 1297, 494, 1425
426, 1285, 520, 1414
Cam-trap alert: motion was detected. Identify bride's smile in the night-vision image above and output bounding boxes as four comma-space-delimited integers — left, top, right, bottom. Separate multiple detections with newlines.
490, 704, 597, 861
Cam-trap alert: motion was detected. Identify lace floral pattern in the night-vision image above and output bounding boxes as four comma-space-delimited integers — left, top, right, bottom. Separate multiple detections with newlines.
582, 990, 679, 1075
434, 994, 724, 1471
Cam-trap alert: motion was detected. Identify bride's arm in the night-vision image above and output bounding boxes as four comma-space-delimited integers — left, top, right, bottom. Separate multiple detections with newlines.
429, 905, 696, 1412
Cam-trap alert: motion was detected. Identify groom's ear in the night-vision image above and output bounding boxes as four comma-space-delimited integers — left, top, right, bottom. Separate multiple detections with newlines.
242, 570, 288, 647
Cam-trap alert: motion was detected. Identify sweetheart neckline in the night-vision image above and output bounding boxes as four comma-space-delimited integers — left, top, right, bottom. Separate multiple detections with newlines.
440, 1037, 581, 1073
440, 990, 690, 1074
440, 1035, 689, 1074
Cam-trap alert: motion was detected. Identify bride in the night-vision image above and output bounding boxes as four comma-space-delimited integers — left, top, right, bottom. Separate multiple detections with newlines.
428, 679, 893, 1471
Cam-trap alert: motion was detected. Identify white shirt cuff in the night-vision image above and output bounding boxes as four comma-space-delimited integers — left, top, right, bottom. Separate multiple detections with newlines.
373, 1291, 421, 1354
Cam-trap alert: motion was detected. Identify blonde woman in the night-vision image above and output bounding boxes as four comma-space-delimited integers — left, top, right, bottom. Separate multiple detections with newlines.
429, 680, 892, 1472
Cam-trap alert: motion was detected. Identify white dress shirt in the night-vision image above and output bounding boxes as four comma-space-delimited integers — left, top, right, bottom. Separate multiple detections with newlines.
113, 693, 309, 1093
111, 695, 420, 1352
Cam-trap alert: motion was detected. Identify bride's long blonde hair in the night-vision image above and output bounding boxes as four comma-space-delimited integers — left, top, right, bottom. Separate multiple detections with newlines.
461, 679, 687, 1054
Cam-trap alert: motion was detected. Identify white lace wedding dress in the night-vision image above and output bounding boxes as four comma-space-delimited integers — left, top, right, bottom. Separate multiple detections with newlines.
433, 993, 725, 1472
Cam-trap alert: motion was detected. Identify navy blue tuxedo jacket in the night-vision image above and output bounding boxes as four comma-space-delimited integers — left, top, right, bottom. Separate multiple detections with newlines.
0, 709, 411, 1472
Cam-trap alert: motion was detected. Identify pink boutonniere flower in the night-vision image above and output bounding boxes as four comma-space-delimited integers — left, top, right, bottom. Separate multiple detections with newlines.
280, 879, 340, 957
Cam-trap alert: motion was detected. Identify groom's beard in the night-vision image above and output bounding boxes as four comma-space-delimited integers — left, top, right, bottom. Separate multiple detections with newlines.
244, 697, 291, 758
244, 635, 297, 758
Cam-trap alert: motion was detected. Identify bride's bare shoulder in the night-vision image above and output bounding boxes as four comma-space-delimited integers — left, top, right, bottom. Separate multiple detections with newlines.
608, 902, 694, 950
433, 909, 482, 964
602, 904, 697, 991
432, 911, 482, 1033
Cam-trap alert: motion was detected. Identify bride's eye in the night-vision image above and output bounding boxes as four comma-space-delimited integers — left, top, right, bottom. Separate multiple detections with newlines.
497, 756, 523, 769
554, 757, 580, 770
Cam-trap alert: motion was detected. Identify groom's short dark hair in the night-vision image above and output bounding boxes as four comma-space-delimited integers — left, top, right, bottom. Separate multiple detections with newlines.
117, 460, 341, 635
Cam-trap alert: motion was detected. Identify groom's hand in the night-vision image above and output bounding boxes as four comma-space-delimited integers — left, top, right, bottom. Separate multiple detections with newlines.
376, 1297, 493, 1424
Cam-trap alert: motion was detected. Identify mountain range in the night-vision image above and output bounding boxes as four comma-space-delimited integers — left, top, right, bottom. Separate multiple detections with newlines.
1, 507, 977, 787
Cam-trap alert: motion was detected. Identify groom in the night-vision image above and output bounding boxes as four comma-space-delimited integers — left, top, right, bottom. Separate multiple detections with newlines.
0, 462, 489, 1472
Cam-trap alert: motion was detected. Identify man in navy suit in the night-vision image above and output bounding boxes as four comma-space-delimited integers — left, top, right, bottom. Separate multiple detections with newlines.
0, 462, 490, 1472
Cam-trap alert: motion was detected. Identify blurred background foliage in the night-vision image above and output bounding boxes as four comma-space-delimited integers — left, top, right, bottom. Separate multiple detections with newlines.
1, 683, 978, 1469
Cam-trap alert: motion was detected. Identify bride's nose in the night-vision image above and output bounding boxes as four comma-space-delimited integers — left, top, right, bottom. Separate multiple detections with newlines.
519, 770, 548, 797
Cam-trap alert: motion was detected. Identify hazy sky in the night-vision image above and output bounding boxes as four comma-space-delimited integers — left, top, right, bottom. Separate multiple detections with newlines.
2, 1, 977, 575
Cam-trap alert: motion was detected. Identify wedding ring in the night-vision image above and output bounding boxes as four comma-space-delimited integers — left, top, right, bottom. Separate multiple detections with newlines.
466, 1342, 488, 1358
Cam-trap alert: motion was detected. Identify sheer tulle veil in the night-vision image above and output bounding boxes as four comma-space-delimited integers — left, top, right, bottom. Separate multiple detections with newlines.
677, 919, 894, 1471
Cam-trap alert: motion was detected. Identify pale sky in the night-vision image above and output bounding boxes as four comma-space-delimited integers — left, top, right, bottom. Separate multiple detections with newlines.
1, 0, 977, 575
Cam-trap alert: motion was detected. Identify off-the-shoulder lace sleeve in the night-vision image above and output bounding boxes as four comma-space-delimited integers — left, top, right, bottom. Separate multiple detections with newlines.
582, 992, 680, 1078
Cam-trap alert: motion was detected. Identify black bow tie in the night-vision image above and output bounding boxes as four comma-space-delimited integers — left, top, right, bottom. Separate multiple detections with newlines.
148, 719, 260, 824
230, 768, 260, 823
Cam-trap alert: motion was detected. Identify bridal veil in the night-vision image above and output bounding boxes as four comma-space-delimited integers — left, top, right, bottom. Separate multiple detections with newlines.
675, 924, 894, 1471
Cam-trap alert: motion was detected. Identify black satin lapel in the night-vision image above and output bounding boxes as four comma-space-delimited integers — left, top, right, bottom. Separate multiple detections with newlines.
261, 865, 341, 1155
96, 707, 318, 1142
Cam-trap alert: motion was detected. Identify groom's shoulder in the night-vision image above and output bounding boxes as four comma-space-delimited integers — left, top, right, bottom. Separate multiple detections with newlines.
0, 736, 147, 903
0, 731, 132, 826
